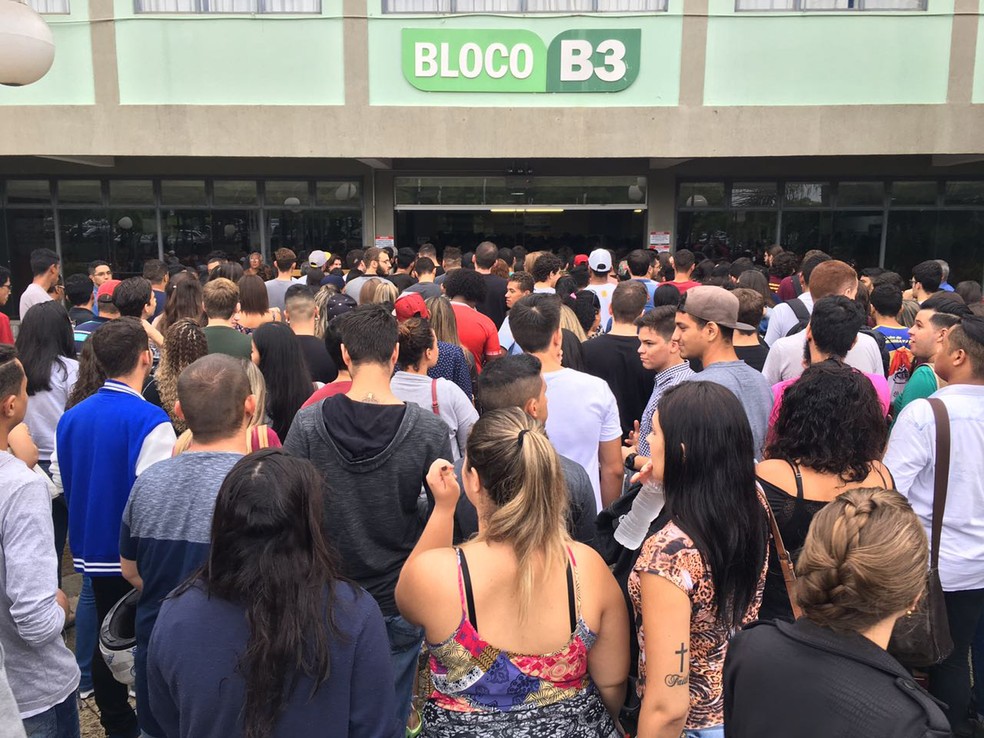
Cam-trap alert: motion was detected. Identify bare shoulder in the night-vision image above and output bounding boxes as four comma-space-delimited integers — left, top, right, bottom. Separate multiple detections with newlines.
569, 542, 617, 589
755, 458, 794, 488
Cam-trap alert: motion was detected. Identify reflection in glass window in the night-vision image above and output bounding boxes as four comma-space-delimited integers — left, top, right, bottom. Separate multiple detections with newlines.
837, 181, 883, 207
28, 0, 70, 13
160, 180, 207, 206
785, 182, 830, 207
5, 209, 56, 317
5, 180, 51, 205
731, 182, 777, 208
891, 181, 937, 206
213, 180, 259, 207
316, 181, 362, 207
110, 180, 155, 206
944, 181, 984, 206
382, 0, 666, 11
266, 181, 311, 209
58, 180, 103, 206
678, 183, 726, 208
736, 0, 924, 8
135, 0, 320, 13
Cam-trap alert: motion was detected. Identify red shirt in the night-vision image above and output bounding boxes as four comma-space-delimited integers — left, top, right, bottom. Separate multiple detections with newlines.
0, 314, 12, 345
451, 302, 500, 372
670, 280, 701, 293
302, 380, 353, 408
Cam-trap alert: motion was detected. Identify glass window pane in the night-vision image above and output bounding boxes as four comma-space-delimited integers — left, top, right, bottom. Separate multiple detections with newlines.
936, 211, 984, 286
58, 180, 102, 205
598, 0, 667, 8
784, 182, 830, 207
802, 0, 850, 8
268, 210, 362, 254
28, 0, 70, 13
526, 0, 589, 9
830, 211, 883, 269
316, 181, 362, 207
259, 0, 319, 11
676, 211, 730, 252
891, 181, 937, 206
212, 211, 262, 253
735, 0, 796, 9
109, 180, 154, 206
944, 181, 984, 206
265, 181, 311, 208
213, 180, 258, 206
837, 182, 884, 207
780, 210, 833, 253
884, 210, 938, 278
162, 210, 212, 264
862, 0, 925, 9
679, 183, 725, 208
5, 180, 51, 205
2, 209, 56, 317
457, 0, 523, 9
59, 208, 111, 281
161, 180, 207, 206
383, 0, 449, 10
110, 210, 159, 276
731, 182, 777, 208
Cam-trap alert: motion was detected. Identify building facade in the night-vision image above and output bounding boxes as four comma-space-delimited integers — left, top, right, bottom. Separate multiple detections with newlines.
2, 0, 984, 311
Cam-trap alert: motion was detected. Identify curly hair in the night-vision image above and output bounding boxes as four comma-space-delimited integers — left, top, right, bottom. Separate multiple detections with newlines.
156, 319, 209, 433
66, 339, 105, 410
795, 487, 927, 634
766, 360, 887, 482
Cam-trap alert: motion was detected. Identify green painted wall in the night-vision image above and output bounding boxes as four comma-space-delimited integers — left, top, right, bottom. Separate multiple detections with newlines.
973, 0, 984, 102
367, 0, 683, 107
114, 1, 344, 105
704, 0, 953, 106
0, 0, 95, 106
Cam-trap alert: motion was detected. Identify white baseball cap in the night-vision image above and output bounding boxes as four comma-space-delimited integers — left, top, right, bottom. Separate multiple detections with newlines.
308, 249, 328, 268
588, 249, 612, 272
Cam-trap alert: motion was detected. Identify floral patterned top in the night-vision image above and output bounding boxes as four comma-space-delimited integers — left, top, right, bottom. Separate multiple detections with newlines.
628, 516, 767, 730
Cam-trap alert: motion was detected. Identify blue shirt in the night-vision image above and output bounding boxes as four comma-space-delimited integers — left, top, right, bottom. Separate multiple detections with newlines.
638, 361, 695, 457
632, 278, 658, 311
73, 316, 110, 354
428, 340, 472, 400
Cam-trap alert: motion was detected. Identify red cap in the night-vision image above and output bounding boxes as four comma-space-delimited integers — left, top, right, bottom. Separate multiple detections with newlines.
394, 292, 430, 322
97, 279, 121, 302
573, 254, 589, 267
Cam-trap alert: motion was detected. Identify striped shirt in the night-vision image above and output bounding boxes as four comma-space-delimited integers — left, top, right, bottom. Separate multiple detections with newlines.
637, 361, 695, 458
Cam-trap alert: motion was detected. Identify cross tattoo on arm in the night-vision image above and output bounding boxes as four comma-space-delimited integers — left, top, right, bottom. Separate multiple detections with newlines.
675, 643, 688, 673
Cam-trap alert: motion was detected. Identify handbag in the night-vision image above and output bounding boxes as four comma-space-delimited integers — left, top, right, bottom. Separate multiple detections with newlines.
764, 498, 804, 620
888, 398, 954, 669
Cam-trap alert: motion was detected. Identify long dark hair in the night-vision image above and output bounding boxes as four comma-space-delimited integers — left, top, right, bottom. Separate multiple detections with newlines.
66, 339, 105, 409
158, 272, 205, 333
766, 360, 887, 482
15, 301, 76, 395
657, 381, 767, 630
182, 450, 341, 738
252, 322, 311, 440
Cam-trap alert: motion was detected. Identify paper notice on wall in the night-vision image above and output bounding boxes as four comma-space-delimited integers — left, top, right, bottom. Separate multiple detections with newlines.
649, 231, 671, 252
375, 235, 395, 252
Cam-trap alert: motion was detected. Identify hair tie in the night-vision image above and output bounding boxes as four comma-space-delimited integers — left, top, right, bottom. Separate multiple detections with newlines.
517, 429, 530, 448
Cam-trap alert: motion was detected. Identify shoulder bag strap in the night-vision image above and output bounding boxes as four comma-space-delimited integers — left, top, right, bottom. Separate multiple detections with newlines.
927, 398, 950, 570
431, 378, 440, 415
765, 502, 804, 620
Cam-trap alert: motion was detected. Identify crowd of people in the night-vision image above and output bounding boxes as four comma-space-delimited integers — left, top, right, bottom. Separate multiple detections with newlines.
0, 240, 982, 738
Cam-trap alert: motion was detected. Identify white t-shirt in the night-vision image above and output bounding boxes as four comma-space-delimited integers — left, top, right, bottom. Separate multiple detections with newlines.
543, 368, 622, 511
18, 284, 51, 319
585, 283, 616, 333
762, 331, 883, 385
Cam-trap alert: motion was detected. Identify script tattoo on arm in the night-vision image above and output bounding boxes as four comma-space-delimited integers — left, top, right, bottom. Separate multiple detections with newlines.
664, 642, 690, 687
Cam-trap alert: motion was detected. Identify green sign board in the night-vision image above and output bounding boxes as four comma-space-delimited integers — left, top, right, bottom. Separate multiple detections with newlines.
402, 28, 641, 93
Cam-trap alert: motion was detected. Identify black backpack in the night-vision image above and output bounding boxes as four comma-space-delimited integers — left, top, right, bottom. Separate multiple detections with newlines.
784, 297, 811, 338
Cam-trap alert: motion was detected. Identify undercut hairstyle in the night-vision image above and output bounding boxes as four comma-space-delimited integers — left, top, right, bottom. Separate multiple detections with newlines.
475, 241, 498, 270
30, 248, 59, 277
177, 354, 251, 444
413, 257, 435, 276
87, 260, 109, 277
508, 271, 534, 294
203, 278, 239, 320
796, 488, 928, 635
142, 259, 168, 284
396, 248, 416, 270
509, 294, 562, 354
90, 317, 148, 379
179, 450, 342, 738
476, 353, 543, 414
443, 268, 488, 305
417, 243, 437, 260
531, 253, 563, 284
671, 248, 695, 273
946, 319, 984, 379
809, 296, 865, 360
870, 283, 903, 318
397, 317, 434, 368
657, 381, 767, 629
336, 303, 398, 367
807, 259, 856, 299
626, 249, 652, 278
284, 284, 317, 321
922, 292, 973, 327
274, 248, 296, 273
14, 301, 75, 395
0, 345, 23, 403
113, 277, 153, 318
912, 259, 944, 293
237, 274, 270, 315
611, 280, 648, 323
768, 360, 887, 481
65, 273, 94, 307
635, 304, 677, 342
733, 288, 765, 334
442, 247, 462, 267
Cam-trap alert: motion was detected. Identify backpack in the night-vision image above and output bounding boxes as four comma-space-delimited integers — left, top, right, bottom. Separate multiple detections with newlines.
784, 297, 811, 337
859, 327, 891, 377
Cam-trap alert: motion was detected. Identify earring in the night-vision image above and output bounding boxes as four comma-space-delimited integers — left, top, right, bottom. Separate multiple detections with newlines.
905, 608, 914, 617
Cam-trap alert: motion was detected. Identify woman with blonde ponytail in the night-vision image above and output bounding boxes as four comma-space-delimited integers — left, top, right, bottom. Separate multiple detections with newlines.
396, 408, 628, 737
723, 488, 950, 738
